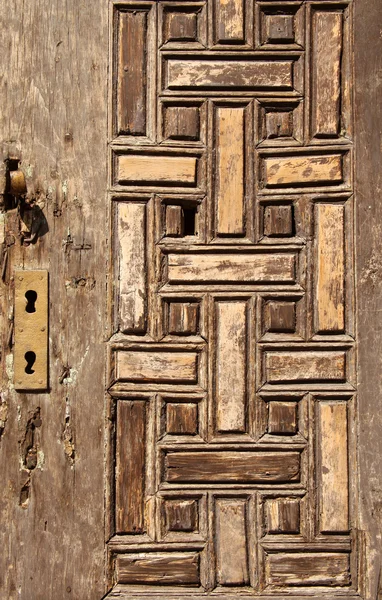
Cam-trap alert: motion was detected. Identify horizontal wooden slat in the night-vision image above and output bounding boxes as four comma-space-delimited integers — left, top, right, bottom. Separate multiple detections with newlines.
165, 451, 300, 483
117, 155, 197, 185
117, 553, 200, 585
167, 252, 296, 284
263, 154, 343, 187
166, 59, 293, 89
265, 351, 346, 383
266, 552, 350, 586
116, 350, 198, 383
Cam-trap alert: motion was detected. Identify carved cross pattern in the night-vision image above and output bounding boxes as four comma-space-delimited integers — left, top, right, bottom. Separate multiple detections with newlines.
106, 0, 355, 596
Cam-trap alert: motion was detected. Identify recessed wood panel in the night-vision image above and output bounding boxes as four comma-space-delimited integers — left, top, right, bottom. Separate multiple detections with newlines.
265, 350, 346, 383
315, 204, 345, 333
165, 451, 300, 483
318, 401, 349, 533
266, 498, 300, 533
116, 350, 198, 383
215, 499, 249, 585
117, 154, 197, 185
263, 154, 343, 188
117, 553, 200, 585
266, 552, 350, 586
215, 301, 247, 433
214, 0, 244, 43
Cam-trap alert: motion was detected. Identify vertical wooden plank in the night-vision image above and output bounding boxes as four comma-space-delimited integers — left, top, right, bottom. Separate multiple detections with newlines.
116, 400, 146, 534
215, 499, 249, 586
318, 401, 349, 533
215, 301, 247, 433
311, 11, 343, 137
117, 202, 147, 334
215, 107, 245, 236
117, 11, 147, 136
214, 0, 244, 43
315, 204, 345, 333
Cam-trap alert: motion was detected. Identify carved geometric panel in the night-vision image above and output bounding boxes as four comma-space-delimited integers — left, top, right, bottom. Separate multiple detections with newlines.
107, 0, 356, 596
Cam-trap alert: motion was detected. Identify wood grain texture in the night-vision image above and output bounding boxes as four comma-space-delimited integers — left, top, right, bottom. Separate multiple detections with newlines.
268, 402, 297, 434
266, 498, 300, 533
117, 202, 147, 333
165, 451, 300, 483
165, 499, 198, 531
215, 0, 244, 43
117, 155, 197, 185
215, 301, 247, 433
311, 10, 342, 137
315, 203, 345, 333
167, 252, 296, 284
216, 107, 245, 235
116, 401, 146, 534
265, 350, 346, 383
116, 350, 198, 383
117, 553, 200, 585
318, 401, 349, 533
266, 552, 350, 586
166, 403, 198, 434
0, 0, 108, 597
166, 59, 293, 90
117, 10, 147, 136
263, 154, 343, 187
215, 499, 249, 585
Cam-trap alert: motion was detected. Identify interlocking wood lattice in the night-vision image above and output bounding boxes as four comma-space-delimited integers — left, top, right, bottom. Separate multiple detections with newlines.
106, 0, 356, 596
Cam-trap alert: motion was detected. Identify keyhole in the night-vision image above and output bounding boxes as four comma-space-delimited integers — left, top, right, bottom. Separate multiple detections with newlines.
25, 290, 37, 313
24, 351, 36, 374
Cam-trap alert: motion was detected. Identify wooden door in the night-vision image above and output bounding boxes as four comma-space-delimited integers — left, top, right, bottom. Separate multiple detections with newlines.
1, 1, 382, 599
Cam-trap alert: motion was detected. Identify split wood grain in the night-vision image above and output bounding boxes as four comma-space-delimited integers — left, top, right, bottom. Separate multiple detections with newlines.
216, 499, 249, 585
116, 401, 146, 534
311, 10, 342, 137
116, 350, 198, 383
318, 401, 349, 533
215, 301, 247, 433
216, 107, 245, 235
165, 451, 300, 483
315, 203, 345, 332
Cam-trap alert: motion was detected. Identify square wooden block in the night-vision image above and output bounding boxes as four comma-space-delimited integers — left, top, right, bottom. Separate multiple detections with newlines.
266, 498, 300, 533
165, 11, 198, 42
265, 300, 296, 333
268, 401, 298, 434
166, 402, 198, 435
264, 204, 294, 237
164, 106, 200, 141
168, 302, 199, 335
265, 13, 294, 43
265, 110, 293, 139
165, 498, 199, 532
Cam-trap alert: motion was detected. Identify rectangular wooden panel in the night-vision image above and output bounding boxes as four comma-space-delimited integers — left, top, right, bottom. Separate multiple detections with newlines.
263, 154, 343, 187
117, 11, 147, 136
167, 252, 296, 284
265, 351, 346, 383
117, 202, 146, 333
215, 107, 245, 235
311, 11, 342, 137
266, 552, 350, 586
215, 499, 249, 585
318, 401, 349, 533
117, 155, 197, 185
117, 553, 200, 585
214, 0, 244, 43
116, 401, 146, 534
166, 59, 293, 90
116, 350, 198, 383
315, 204, 345, 333
165, 451, 300, 483
14, 270, 48, 391
215, 301, 247, 433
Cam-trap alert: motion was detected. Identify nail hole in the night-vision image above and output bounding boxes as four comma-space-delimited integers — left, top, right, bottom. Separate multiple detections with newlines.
24, 351, 36, 374
25, 290, 37, 313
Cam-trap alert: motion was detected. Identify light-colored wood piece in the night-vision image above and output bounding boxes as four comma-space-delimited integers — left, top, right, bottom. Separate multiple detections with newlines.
167, 252, 296, 283
265, 350, 346, 382
216, 499, 249, 586
315, 203, 345, 332
117, 155, 197, 184
318, 401, 349, 533
118, 202, 146, 333
266, 552, 350, 586
215, 0, 244, 43
216, 107, 245, 235
116, 350, 198, 383
311, 11, 342, 137
167, 59, 293, 89
264, 154, 343, 186
216, 301, 247, 432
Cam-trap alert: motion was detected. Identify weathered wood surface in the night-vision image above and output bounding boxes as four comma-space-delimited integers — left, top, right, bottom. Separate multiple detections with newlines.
0, 0, 107, 598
